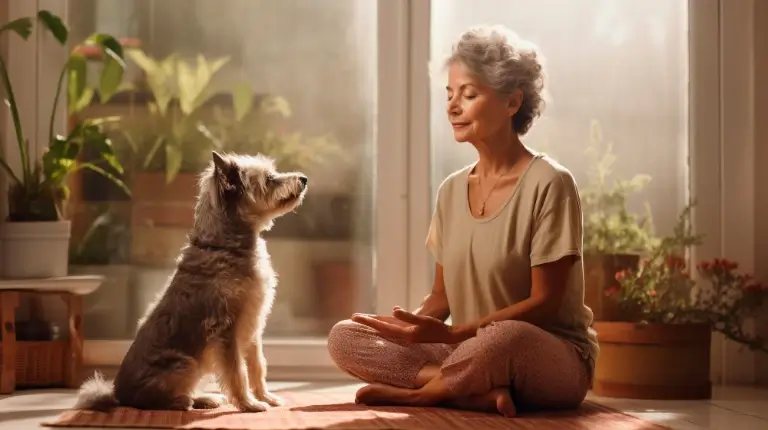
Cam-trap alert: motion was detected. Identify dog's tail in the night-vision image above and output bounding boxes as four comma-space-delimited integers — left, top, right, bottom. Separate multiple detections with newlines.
74, 371, 119, 412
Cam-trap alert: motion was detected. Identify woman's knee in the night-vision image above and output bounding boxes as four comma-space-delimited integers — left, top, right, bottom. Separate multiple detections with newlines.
477, 320, 542, 349
326, 319, 366, 366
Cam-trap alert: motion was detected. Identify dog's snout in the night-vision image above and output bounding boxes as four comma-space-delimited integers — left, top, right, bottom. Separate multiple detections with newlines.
299, 175, 308, 187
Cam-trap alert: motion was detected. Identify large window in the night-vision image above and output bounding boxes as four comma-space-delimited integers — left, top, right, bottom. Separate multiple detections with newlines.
65, 0, 378, 342
430, 0, 689, 237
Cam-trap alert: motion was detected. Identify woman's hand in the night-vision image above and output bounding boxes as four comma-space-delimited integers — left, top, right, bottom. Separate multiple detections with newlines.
351, 306, 459, 345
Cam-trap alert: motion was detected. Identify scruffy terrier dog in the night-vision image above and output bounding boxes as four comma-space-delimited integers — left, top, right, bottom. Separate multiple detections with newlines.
74, 151, 308, 413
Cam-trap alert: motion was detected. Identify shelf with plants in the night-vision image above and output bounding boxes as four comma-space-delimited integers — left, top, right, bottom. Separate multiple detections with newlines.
67, 48, 357, 268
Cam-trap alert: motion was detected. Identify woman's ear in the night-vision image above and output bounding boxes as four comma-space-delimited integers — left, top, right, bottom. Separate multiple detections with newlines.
507, 89, 523, 117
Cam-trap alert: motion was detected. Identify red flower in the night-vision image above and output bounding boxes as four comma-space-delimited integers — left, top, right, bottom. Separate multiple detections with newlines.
615, 270, 627, 281
605, 287, 620, 297
698, 261, 712, 271
648, 290, 657, 296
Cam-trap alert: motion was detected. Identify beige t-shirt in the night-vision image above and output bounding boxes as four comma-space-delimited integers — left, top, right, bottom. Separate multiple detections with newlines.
426, 153, 599, 370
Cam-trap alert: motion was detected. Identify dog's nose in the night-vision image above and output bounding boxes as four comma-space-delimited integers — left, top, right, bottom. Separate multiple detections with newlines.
299, 175, 308, 187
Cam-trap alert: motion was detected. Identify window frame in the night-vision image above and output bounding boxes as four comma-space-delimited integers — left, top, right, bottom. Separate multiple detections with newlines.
7, 0, 756, 382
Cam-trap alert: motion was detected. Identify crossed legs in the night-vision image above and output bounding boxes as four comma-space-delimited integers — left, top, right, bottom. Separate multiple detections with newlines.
327, 319, 590, 417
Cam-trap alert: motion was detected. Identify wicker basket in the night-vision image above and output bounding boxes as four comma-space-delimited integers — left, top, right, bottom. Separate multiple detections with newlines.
0, 340, 68, 388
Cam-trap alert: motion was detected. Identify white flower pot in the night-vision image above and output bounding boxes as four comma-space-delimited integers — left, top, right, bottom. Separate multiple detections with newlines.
0, 220, 71, 278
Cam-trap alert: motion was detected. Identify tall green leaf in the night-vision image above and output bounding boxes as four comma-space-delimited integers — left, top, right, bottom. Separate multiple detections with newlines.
99, 56, 124, 102
37, 10, 68, 45
232, 82, 254, 122
0, 56, 29, 185
165, 144, 183, 184
82, 33, 125, 103
0, 17, 33, 39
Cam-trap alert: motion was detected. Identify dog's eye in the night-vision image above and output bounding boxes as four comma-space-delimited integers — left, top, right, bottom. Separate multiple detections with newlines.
266, 175, 277, 185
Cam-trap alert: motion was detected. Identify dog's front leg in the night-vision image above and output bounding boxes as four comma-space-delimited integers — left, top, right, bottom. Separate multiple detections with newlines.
246, 340, 283, 406
217, 338, 269, 412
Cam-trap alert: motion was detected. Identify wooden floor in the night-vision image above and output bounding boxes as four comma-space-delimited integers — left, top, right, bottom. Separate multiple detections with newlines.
1, 382, 767, 429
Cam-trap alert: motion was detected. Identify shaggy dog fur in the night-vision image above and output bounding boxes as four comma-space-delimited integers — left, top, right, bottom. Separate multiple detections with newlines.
74, 151, 307, 412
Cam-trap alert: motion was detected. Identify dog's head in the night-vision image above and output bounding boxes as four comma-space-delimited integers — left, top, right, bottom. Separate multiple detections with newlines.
199, 151, 308, 230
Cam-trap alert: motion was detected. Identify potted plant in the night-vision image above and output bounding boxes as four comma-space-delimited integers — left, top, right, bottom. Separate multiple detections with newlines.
580, 120, 657, 321
593, 203, 768, 400
0, 11, 129, 278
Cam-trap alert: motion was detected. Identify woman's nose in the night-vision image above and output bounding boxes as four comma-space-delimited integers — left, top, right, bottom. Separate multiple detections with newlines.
447, 100, 461, 116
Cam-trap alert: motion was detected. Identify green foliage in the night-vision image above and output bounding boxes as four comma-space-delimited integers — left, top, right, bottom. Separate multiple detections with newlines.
118, 49, 233, 183
0, 11, 129, 221
204, 95, 347, 173
609, 202, 703, 322
581, 120, 657, 255
609, 203, 768, 353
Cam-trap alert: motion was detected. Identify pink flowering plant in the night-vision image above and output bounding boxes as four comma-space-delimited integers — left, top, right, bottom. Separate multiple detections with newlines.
606, 203, 768, 353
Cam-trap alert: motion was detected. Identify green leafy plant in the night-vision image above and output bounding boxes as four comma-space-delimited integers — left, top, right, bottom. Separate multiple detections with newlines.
0, 11, 129, 221
581, 120, 657, 255
119, 49, 234, 183
608, 202, 703, 322
203, 94, 347, 173
608, 202, 768, 353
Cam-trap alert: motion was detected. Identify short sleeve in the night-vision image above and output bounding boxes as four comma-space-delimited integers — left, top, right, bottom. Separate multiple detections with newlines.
529, 173, 583, 266
425, 195, 444, 265
426, 177, 453, 265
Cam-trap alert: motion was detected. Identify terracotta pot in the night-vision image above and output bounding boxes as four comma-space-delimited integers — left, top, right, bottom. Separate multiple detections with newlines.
130, 172, 199, 266
583, 253, 640, 321
313, 261, 357, 329
592, 321, 712, 400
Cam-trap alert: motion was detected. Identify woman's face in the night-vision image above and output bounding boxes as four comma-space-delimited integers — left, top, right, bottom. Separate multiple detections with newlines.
445, 62, 521, 143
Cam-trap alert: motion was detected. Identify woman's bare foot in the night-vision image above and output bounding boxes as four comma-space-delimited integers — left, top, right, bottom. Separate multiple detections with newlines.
451, 388, 516, 418
414, 364, 440, 388
355, 383, 434, 406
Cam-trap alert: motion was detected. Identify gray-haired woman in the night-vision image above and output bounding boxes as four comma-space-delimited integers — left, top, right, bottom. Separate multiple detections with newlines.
327, 25, 598, 417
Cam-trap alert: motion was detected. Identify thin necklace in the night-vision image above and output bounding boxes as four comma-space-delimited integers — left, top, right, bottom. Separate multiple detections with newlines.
477, 169, 508, 216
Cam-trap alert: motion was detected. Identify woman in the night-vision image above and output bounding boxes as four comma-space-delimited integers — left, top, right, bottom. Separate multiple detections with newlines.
327, 25, 598, 418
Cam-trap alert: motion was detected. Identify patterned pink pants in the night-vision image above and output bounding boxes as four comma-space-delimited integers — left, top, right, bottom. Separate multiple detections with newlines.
327, 319, 591, 411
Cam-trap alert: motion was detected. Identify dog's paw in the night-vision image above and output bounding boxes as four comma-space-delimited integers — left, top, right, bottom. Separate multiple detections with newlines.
255, 390, 284, 407
168, 395, 195, 411
234, 395, 269, 413
193, 393, 228, 409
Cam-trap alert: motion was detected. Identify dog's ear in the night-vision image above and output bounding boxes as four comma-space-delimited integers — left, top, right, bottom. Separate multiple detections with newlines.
212, 151, 230, 174
212, 151, 243, 197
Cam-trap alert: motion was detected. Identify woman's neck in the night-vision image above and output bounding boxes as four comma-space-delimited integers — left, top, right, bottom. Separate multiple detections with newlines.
471, 130, 531, 177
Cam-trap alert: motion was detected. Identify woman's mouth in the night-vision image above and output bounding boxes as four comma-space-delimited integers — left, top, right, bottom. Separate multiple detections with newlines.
452, 122, 469, 129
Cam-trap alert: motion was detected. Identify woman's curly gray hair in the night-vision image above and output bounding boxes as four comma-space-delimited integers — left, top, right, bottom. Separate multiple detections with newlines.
445, 25, 546, 136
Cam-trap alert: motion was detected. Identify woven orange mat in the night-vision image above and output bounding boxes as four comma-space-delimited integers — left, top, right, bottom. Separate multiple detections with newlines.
44, 391, 670, 429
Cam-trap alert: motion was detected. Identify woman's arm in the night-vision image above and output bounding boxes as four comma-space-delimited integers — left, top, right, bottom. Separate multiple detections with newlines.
450, 255, 576, 342
413, 263, 451, 322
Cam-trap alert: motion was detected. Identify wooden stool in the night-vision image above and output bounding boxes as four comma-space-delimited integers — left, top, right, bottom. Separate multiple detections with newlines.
0, 276, 103, 394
